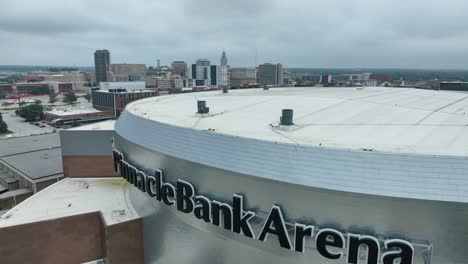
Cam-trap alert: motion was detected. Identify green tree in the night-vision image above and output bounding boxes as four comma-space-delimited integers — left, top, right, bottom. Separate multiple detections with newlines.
0, 112, 8, 133
71, 120, 81, 127
34, 99, 42, 105
15, 104, 43, 121
0, 92, 6, 99
2, 102, 11, 107
83, 93, 91, 102
63, 93, 78, 104
19, 101, 27, 107
49, 91, 58, 104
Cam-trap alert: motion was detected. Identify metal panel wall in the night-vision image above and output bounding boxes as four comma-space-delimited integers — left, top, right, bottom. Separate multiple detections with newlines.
115, 135, 468, 264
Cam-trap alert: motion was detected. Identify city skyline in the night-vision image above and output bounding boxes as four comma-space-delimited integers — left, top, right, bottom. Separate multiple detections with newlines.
1, 0, 468, 69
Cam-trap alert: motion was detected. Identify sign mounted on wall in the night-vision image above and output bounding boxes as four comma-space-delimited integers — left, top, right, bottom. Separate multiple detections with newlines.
113, 148, 417, 264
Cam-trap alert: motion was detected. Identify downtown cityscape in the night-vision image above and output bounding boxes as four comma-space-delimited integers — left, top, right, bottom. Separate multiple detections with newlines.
1, 0, 468, 264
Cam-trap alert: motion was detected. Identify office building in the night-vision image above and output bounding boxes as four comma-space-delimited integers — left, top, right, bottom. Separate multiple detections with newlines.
171, 61, 188, 77
50, 82, 74, 94
0, 84, 14, 95
94, 50, 111, 84
155, 78, 172, 89
258, 63, 283, 85
1, 88, 468, 263
99, 81, 146, 90
14, 82, 50, 95
192, 59, 211, 86
216, 65, 229, 87
210, 65, 217, 86
110, 64, 146, 82
91, 89, 158, 116
230, 68, 257, 87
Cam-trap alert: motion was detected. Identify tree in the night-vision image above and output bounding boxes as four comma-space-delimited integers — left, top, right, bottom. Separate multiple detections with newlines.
19, 101, 27, 107
0, 112, 8, 134
34, 99, 42, 105
83, 93, 91, 102
71, 120, 81, 127
15, 103, 43, 121
49, 91, 58, 104
63, 93, 78, 104
0, 92, 6, 99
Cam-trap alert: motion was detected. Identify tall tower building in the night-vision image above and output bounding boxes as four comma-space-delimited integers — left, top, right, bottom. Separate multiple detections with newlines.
220, 51, 228, 66
94, 50, 111, 85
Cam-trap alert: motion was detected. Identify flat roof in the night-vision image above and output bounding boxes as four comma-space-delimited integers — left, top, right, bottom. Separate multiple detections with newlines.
125, 87, 468, 156
1, 148, 63, 180
0, 178, 139, 227
96, 89, 157, 94
0, 133, 60, 157
68, 120, 115, 131
45, 107, 103, 116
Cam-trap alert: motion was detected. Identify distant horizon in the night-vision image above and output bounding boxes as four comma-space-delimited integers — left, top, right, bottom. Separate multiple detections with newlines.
1, 65, 468, 72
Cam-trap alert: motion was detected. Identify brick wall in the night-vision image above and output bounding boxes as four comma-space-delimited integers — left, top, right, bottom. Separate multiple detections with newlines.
0, 212, 144, 264
63, 155, 115, 178
0, 212, 103, 264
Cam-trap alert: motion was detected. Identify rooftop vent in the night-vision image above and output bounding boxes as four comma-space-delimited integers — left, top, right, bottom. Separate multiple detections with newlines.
280, 109, 294, 126
197, 100, 209, 114
223, 87, 229, 93
263, 84, 269, 90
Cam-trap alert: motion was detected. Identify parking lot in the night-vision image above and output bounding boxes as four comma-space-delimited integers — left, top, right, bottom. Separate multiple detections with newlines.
0, 110, 56, 139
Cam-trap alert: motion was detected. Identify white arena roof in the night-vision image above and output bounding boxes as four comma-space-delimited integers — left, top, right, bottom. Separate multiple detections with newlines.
126, 87, 468, 157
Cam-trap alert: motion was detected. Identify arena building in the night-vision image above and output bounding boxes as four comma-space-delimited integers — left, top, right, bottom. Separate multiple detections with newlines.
1, 87, 468, 264
112, 87, 468, 264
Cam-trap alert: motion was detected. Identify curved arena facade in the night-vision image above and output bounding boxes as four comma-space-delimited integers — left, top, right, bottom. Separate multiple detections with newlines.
113, 87, 468, 264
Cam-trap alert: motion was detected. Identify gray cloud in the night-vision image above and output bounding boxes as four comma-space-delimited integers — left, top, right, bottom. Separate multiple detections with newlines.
1, 0, 468, 68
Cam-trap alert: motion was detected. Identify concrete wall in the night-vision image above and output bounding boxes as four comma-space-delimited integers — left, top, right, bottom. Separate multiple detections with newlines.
60, 130, 115, 178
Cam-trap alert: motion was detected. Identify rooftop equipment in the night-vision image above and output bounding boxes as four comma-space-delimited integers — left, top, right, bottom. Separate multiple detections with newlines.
280, 109, 294, 126
197, 101, 209, 114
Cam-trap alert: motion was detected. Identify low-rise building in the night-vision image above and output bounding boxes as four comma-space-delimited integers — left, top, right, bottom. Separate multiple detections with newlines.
44, 107, 114, 125
14, 82, 50, 95
91, 89, 158, 116
155, 78, 172, 89
0, 84, 13, 95
0, 133, 63, 210
440, 81, 468, 91
50, 82, 74, 94
230, 68, 256, 87
99, 81, 146, 90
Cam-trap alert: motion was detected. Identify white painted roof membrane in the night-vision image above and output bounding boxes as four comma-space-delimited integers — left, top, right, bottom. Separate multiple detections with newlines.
0, 178, 138, 227
126, 87, 468, 156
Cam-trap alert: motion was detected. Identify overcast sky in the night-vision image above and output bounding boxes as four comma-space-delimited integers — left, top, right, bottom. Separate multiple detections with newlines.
1, 0, 468, 68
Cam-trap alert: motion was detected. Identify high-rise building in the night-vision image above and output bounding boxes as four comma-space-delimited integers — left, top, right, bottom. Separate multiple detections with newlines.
171, 61, 188, 77
210, 65, 217, 86
258, 63, 283, 86
217, 66, 229, 87
193, 59, 211, 86
220, 51, 228, 66
94, 50, 111, 84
